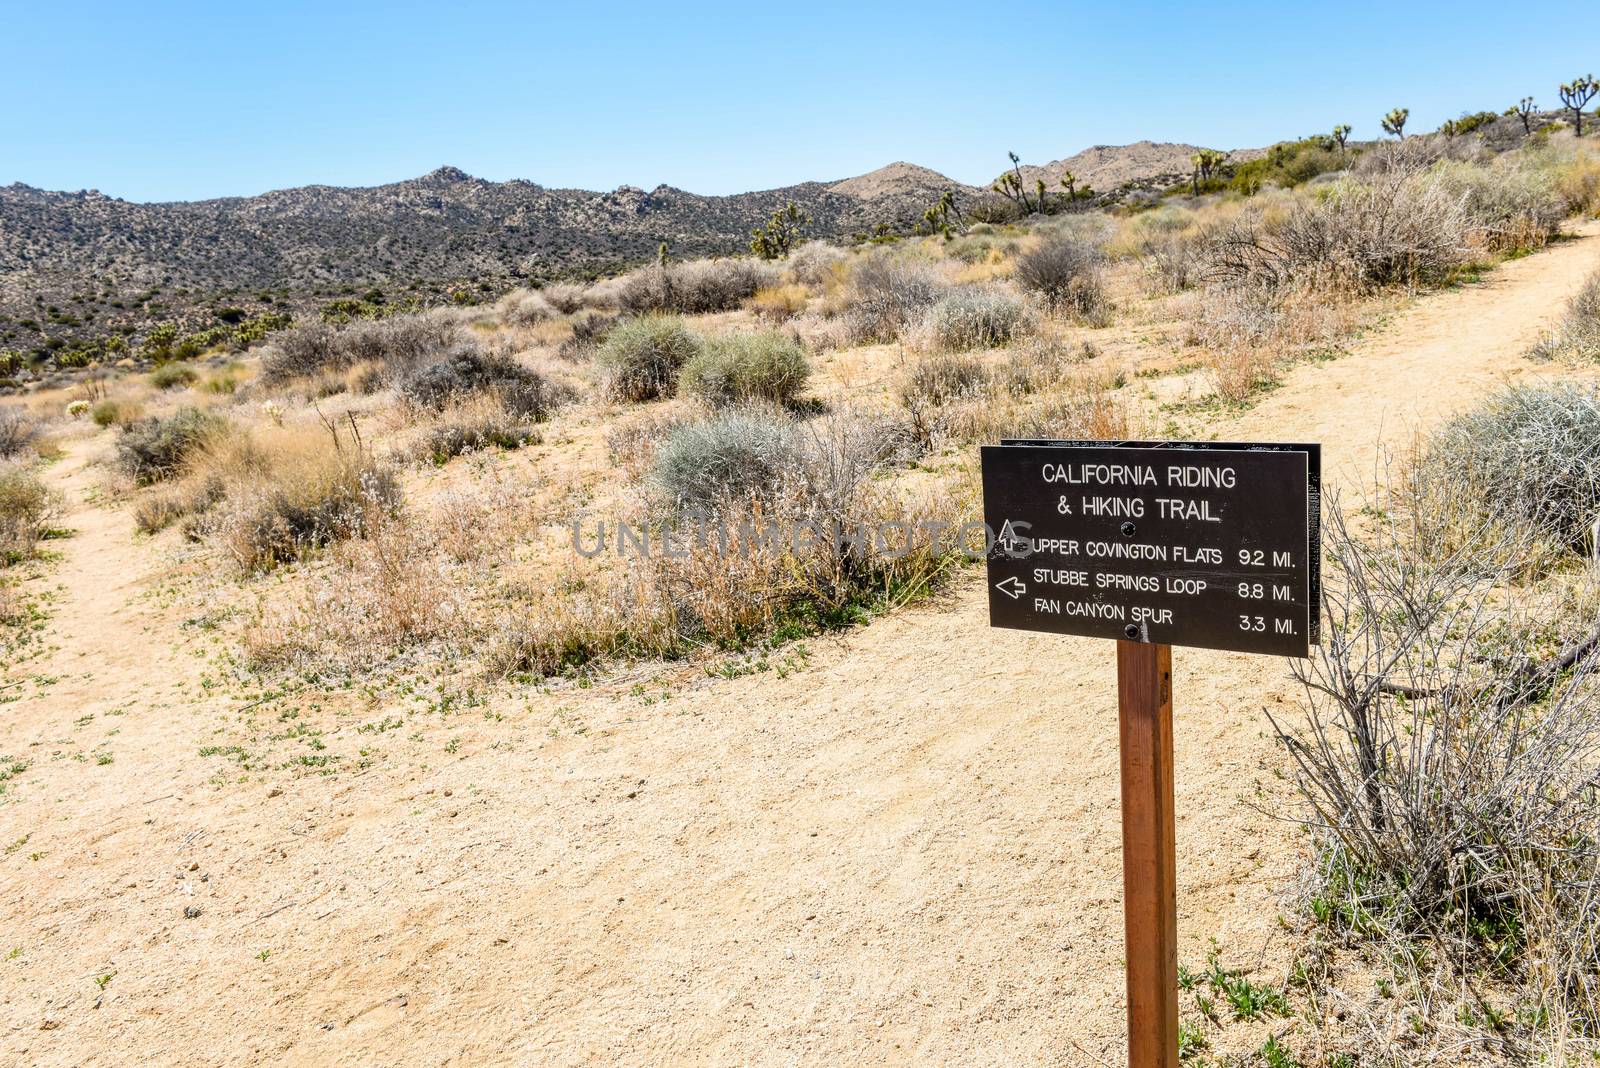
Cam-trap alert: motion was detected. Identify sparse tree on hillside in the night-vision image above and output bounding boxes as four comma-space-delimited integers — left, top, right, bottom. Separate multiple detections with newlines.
992, 151, 1038, 215
1058, 170, 1079, 199
1332, 124, 1351, 154
749, 203, 810, 260
1507, 97, 1537, 135
1381, 108, 1409, 139
1560, 76, 1598, 136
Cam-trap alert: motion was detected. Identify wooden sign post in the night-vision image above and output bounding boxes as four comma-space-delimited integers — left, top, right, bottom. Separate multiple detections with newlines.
980, 440, 1320, 1067
1117, 639, 1178, 1068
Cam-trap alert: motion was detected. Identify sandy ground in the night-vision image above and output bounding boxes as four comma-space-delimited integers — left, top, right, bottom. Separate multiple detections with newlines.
2, 224, 1598, 1066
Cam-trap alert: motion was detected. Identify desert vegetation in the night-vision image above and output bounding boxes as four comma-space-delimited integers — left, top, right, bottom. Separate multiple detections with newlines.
4, 107, 1600, 1067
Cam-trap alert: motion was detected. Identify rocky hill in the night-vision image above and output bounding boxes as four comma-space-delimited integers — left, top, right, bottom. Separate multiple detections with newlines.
0, 163, 974, 354
1005, 140, 1268, 195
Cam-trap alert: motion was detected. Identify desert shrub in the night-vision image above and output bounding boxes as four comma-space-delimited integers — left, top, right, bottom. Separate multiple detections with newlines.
115, 408, 227, 485
1138, 233, 1202, 294
680, 332, 810, 408
497, 289, 554, 326
618, 259, 776, 315
944, 227, 1023, 265
1015, 236, 1108, 322
652, 410, 805, 512
90, 398, 142, 428
1531, 266, 1600, 363
408, 395, 541, 464
899, 352, 990, 410
260, 321, 339, 383
0, 462, 57, 565
787, 241, 847, 286
558, 310, 620, 360
259, 315, 464, 385
336, 315, 465, 380
1228, 138, 1345, 194
0, 407, 38, 460
595, 317, 701, 402
1274, 480, 1600, 1051
747, 284, 809, 322
210, 445, 400, 572
399, 349, 566, 421
920, 288, 1028, 350
1433, 157, 1565, 252
1423, 382, 1600, 553
840, 253, 946, 342
149, 363, 198, 390
540, 283, 587, 314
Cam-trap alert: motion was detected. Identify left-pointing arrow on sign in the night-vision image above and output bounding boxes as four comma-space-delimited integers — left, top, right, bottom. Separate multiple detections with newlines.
995, 576, 1027, 600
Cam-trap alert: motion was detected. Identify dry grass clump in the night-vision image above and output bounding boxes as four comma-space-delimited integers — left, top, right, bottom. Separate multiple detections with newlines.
914, 287, 1030, 351
786, 241, 847, 286
0, 407, 39, 460
679, 332, 810, 408
406, 394, 542, 465
91, 397, 144, 428
1272, 455, 1600, 1061
1531, 266, 1600, 362
747, 284, 809, 322
1015, 235, 1110, 324
618, 258, 776, 315
898, 344, 1129, 449
114, 407, 228, 485
0, 461, 58, 565
595, 316, 701, 402
206, 436, 400, 573
556, 310, 619, 360
241, 503, 466, 671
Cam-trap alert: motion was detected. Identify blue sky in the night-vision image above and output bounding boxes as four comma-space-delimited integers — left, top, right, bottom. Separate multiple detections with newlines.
5, 1, 1593, 202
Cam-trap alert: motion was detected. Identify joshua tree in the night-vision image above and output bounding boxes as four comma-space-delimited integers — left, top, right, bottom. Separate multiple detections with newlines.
1058, 170, 1079, 199
1506, 97, 1537, 135
1189, 148, 1228, 194
919, 189, 965, 238
1381, 108, 1409, 139
749, 202, 810, 260
1331, 124, 1351, 153
1560, 76, 1598, 137
992, 151, 1038, 215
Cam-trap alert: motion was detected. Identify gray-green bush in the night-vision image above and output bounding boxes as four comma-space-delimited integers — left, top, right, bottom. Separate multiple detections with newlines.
922, 288, 1028, 350
680, 332, 810, 407
400, 350, 567, 421
1531, 267, 1600, 363
1424, 382, 1600, 551
596, 317, 702, 402
652, 410, 804, 512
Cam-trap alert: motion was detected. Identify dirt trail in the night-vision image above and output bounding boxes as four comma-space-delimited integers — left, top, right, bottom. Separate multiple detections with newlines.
1, 224, 1597, 1067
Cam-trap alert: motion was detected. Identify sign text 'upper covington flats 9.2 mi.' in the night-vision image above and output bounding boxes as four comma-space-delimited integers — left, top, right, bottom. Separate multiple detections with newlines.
980, 440, 1321, 657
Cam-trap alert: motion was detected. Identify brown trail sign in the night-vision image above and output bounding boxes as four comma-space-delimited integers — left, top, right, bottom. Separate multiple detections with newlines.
980, 439, 1320, 1068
